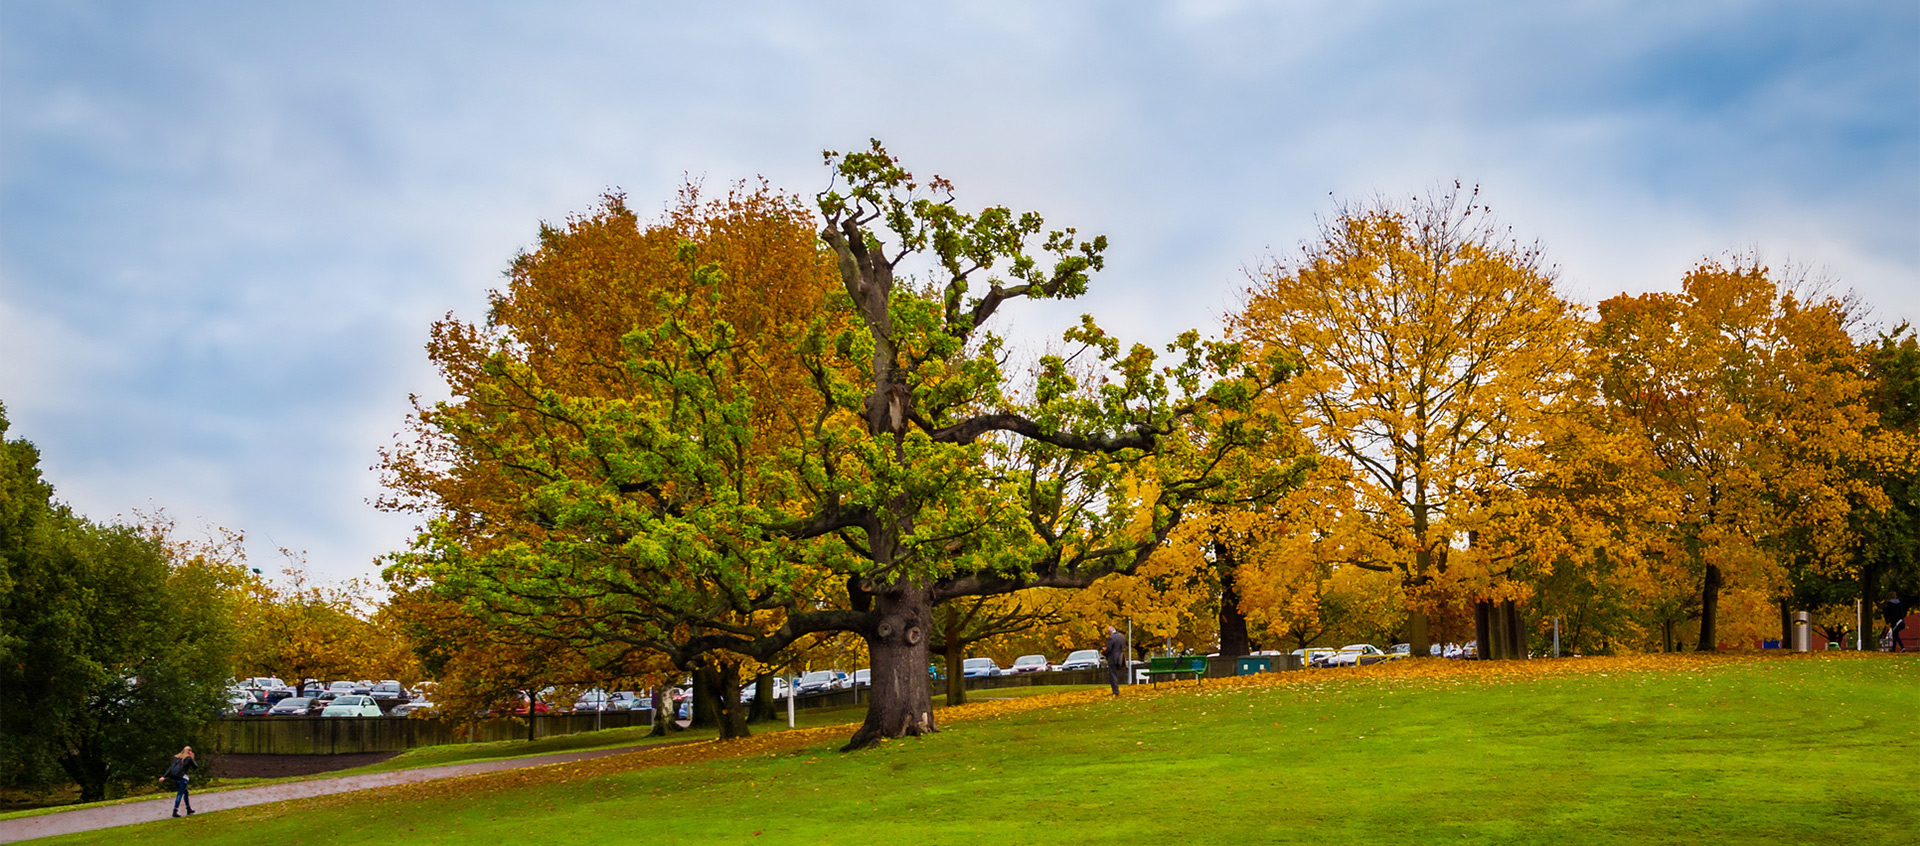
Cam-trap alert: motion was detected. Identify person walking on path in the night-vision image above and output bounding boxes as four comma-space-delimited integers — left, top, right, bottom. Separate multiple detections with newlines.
1103, 626, 1128, 696
160, 747, 196, 817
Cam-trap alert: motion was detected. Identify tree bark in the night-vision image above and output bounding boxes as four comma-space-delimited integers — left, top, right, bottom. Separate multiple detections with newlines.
747, 672, 775, 723
704, 660, 749, 739
1473, 600, 1491, 661
842, 585, 935, 752
943, 636, 966, 707
59, 742, 109, 803
1697, 564, 1722, 652
648, 686, 670, 736
689, 667, 716, 729
1407, 611, 1431, 659
1502, 599, 1526, 660
1216, 543, 1251, 659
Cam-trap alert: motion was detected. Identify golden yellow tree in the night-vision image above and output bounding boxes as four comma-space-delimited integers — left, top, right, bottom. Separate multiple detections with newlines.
1236, 189, 1587, 656
1589, 259, 1884, 650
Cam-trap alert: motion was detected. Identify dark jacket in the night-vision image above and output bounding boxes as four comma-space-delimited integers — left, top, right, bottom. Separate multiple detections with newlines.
1103, 630, 1128, 666
1886, 597, 1907, 627
164, 756, 196, 781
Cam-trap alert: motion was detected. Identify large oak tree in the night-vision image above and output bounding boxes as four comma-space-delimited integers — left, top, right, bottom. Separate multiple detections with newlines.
382, 146, 1297, 750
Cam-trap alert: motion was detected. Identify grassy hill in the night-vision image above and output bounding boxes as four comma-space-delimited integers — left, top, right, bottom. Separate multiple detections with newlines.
44, 653, 1917, 845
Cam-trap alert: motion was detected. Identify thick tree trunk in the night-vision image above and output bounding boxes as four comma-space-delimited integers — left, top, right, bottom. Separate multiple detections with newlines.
1473, 600, 1491, 661
1503, 599, 1526, 660
1217, 550, 1251, 659
648, 687, 669, 736
1697, 564, 1722, 652
747, 672, 774, 723
689, 667, 716, 729
944, 639, 966, 706
704, 660, 749, 739
1407, 611, 1431, 659
941, 603, 967, 706
59, 742, 109, 803
842, 586, 935, 752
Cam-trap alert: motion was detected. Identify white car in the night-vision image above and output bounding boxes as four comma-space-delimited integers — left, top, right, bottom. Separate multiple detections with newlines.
321, 695, 382, 717
1321, 644, 1386, 667
1009, 655, 1050, 674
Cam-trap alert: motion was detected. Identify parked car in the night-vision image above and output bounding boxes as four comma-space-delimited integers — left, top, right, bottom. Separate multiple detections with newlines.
1009, 654, 1050, 674
608, 691, 644, 711
961, 657, 1001, 678
740, 677, 792, 703
235, 700, 273, 717
1388, 643, 1411, 656
1321, 644, 1386, 667
795, 670, 846, 695
852, 669, 871, 688
328, 681, 357, 694
572, 689, 614, 713
370, 681, 408, 702
497, 695, 553, 716
1059, 649, 1105, 670
268, 697, 312, 716
321, 695, 382, 718
1293, 647, 1339, 667
390, 701, 437, 717
307, 691, 341, 715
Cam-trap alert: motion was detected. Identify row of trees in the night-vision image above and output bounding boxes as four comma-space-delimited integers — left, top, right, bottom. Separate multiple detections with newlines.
1, 408, 238, 802
0, 407, 424, 802
378, 145, 1917, 753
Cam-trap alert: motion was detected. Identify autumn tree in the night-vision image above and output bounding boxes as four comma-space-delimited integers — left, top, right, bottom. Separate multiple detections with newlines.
384, 144, 1297, 751
1236, 189, 1586, 658
231, 562, 420, 695
1589, 260, 1884, 650
382, 182, 842, 739
1846, 324, 1920, 645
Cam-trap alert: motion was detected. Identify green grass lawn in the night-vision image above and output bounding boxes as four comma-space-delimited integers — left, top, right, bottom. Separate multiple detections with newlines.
37, 656, 1917, 844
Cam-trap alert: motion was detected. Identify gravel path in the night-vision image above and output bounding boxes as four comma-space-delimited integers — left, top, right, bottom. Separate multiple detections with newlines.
0, 743, 686, 843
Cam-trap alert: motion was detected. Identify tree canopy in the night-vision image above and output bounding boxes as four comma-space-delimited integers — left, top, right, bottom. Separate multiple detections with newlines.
382, 144, 1301, 749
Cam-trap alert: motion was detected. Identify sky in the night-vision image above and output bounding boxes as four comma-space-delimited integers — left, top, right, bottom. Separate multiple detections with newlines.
3, 1, 1916, 586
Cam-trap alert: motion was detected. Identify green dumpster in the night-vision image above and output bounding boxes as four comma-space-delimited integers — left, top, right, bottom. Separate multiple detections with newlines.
1236, 656, 1272, 675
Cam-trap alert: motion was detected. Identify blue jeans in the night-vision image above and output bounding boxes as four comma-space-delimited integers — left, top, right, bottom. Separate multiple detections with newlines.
172, 776, 191, 813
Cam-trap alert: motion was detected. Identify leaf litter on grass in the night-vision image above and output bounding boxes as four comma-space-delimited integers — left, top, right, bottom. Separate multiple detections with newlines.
219, 651, 1914, 829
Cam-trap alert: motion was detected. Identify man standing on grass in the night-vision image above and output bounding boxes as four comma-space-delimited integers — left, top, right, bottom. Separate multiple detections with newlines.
1103, 626, 1128, 696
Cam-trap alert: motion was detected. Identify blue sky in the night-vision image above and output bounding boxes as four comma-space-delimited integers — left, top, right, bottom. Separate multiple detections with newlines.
3, 1, 1915, 585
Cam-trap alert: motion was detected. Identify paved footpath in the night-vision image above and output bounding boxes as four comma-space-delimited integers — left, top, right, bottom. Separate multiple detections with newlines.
0, 743, 686, 843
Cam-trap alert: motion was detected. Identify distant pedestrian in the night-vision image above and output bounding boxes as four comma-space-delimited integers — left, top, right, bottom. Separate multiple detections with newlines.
1103, 626, 1128, 696
1883, 594, 1907, 652
160, 746, 196, 817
